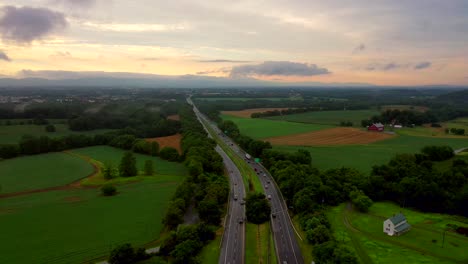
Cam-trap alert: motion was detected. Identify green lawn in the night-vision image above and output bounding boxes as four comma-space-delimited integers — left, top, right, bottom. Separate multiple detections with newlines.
245, 223, 272, 264
221, 114, 332, 139
275, 135, 468, 174
0, 177, 184, 264
199, 229, 222, 264
70, 146, 188, 177
0, 124, 113, 144
266, 110, 380, 127
0, 152, 94, 194
328, 202, 468, 264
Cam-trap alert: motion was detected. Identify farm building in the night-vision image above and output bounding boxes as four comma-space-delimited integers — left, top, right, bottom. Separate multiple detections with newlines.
383, 213, 411, 236
368, 123, 384, 132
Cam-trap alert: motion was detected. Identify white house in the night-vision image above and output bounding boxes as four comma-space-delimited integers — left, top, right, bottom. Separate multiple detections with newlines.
383, 213, 411, 236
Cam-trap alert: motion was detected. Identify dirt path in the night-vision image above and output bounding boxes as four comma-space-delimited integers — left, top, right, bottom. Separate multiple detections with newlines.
343, 203, 465, 263
0, 151, 99, 199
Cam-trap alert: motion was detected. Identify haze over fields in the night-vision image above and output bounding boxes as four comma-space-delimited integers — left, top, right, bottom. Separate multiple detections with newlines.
0, 0, 468, 87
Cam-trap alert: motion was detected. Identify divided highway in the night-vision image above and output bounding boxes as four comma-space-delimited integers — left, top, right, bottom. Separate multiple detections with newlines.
188, 98, 246, 264
189, 97, 304, 264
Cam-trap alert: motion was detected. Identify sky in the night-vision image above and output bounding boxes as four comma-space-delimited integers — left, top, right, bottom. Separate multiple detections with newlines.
0, 0, 467, 86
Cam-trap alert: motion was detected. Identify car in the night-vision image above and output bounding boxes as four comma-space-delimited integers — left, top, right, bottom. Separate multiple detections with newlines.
240, 200, 245, 205
234, 194, 238, 200
238, 218, 244, 224
272, 213, 276, 218
267, 194, 272, 200
267, 181, 270, 184
265, 185, 268, 189
254, 168, 257, 172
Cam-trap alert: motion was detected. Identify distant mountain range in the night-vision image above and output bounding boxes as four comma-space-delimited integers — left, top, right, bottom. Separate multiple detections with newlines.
0, 75, 375, 88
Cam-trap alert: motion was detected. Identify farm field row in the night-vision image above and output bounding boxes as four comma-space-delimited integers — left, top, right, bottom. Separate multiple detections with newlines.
0, 124, 114, 144
0, 152, 94, 194
0, 177, 183, 264
220, 114, 332, 139
327, 202, 468, 264
222, 108, 291, 118
275, 135, 468, 173
0, 146, 188, 263
266, 109, 380, 126
196, 97, 289, 101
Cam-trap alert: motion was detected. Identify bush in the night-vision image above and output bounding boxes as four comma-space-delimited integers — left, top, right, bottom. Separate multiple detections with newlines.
101, 184, 117, 196
108, 243, 149, 264
119, 152, 138, 177
45, 124, 56, 132
159, 147, 180, 161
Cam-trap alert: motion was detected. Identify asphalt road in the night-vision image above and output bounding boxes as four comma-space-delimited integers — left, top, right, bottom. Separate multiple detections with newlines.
188, 98, 246, 264
188, 97, 304, 264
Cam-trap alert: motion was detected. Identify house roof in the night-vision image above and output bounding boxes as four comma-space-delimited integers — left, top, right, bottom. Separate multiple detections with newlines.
388, 213, 407, 225
395, 222, 411, 232
372, 123, 384, 128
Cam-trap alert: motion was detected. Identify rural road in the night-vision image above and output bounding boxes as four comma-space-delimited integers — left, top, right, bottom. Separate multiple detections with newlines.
188, 97, 304, 264
188, 97, 246, 264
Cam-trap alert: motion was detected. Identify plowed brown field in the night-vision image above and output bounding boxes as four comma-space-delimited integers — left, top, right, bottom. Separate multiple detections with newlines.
265, 127, 395, 146
222, 108, 290, 118
146, 134, 182, 153
167, 114, 180, 121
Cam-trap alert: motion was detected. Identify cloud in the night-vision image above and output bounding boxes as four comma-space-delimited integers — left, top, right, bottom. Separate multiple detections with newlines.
364, 62, 407, 71
53, 0, 97, 8
414, 61, 432, 70
0, 6, 68, 44
353, 43, 366, 53
383, 63, 400, 71
81, 21, 189, 32
198, 59, 251, 63
230, 61, 330, 78
0, 50, 11, 61
196, 68, 230, 75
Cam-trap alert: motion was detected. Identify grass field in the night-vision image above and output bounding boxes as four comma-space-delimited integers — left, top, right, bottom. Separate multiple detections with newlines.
70, 146, 188, 177
266, 110, 380, 127
221, 114, 331, 139
337, 202, 468, 263
0, 176, 184, 264
292, 217, 314, 264
0, 152, 94, 194
245, 223, 273, 264
0, 124, 113, 144
196, 97, 288, 101
275, 135, 468, 173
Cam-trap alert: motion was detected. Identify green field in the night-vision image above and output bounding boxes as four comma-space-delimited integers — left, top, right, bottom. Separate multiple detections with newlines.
71, 146, 188, 177
328, 202, 468, 264
221, 114, 331, 139
0, 124, 113, 144
444, 117, 468, 131
196, 97, 289, 101
275, 135, 468, 173
0, 177, 184, 264
0, 152, 94, 193
266, 110, 380, 127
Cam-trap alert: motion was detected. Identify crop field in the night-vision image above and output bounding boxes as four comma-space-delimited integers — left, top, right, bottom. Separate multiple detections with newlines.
265, 127, 395, 146
71, 146, 187, 176
221, 114, 331, 139
380, 105, 429, 112
197, 97, 288, 101
0, 177, 184, 264
146, 133, 182, 154
328, 202, 468, 264
222, 108, 291, 118
166, 114, 180, 121
0, 152, 94, 194
266, 110, 380, 126
275, 135, 468, 173
0, 124, 113, 144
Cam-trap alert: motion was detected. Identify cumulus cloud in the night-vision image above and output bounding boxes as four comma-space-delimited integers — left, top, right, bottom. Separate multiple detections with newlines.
365, 62, 407, 71
414, 61, 432, 70
230, 61, 330, 78
353, 43, 366, 53
53, 0, 97, 8
0, 6, 68, 44
0, 50, 11, 61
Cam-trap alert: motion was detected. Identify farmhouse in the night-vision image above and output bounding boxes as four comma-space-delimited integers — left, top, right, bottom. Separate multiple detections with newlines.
383, 213, 411, 236
368, 123, 384, 132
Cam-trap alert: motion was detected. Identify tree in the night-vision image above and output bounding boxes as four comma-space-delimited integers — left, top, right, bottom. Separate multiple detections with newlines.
132, 139, 151, 154
159, 147, 180, 161
150, 141, 159, 156
109, 243, 135, 264
245, 192, 271, 224
349, 190, 373, 212
119, 152, 137, 177
45, 124, 56, 132
101, 184, 117, 196
198, 198, 222, 225
103, 163, 117, 179
306, 224, 332, 244
144, 160, 154, 176
170, 239, 202, 264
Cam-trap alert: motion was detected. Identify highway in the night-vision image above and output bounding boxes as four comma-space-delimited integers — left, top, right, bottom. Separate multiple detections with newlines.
187, 97, 246, 264
189, 97, 304, 264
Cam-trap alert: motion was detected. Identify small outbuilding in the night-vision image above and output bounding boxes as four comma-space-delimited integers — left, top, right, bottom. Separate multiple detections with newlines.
383, 213, 411, 236
368, 123, 385, 132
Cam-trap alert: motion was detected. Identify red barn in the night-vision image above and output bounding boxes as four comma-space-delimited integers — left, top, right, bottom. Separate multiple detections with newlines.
368, 123, 384, 132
